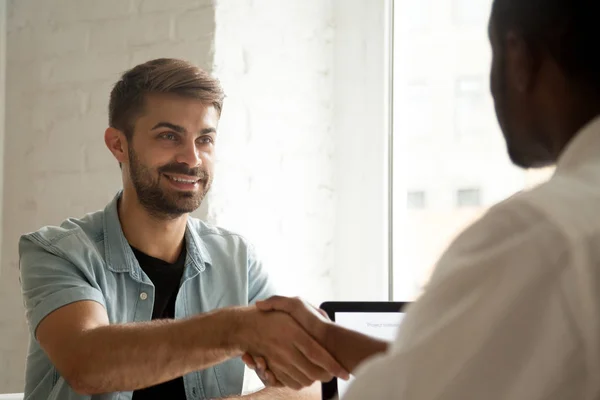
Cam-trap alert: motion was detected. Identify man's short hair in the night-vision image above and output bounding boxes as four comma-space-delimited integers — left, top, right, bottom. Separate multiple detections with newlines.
109, 58, 225, 140
492, 0, 600, 90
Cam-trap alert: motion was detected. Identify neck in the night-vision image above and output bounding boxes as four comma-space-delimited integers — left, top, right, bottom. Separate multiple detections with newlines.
118, 188, 187, 263
542, 70, 600, 160
552, 99, 600, 159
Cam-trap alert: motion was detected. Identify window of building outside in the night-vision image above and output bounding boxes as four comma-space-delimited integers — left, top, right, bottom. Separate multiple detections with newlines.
456, 188, 482, 207
400, 81, 432, 138
407, 191, 427, 210
453, 0, 491, 26
398, 0, 431, 31
455, 76, 486, 137
392, 0, 555, 301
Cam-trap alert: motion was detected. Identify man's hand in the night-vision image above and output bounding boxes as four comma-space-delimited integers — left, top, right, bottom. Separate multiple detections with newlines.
247, 296, 390, 377
234, 306, 349, 390
241, 297, 336, 388
256, 296, 333, 342
242, 353, 279, 387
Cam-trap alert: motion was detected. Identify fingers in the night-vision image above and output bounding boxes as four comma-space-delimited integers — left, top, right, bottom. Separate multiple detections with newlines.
257, 297, 332, 347
305, 302, 330, 323
290, 344, 334, 383
259, 342, 314, 389
255, 356, 267, 371
270, 364, 310, 391
256, 295, 289, 312
258, 297, 328, 333
241, 353, 256, 369
317, 308, 330, 320
253, 326, 335, 388
254, 356, 268, 380
263, 370, 282, 387
254, 357, 283, 388
308, 303, 331, 322
294, 331, 349, 381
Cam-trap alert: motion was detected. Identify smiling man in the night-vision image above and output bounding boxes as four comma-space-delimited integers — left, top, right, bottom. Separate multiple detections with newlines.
18, 58, 347, 400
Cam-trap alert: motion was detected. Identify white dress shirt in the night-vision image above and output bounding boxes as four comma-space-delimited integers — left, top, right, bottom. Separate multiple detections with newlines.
342, 116, 600, 400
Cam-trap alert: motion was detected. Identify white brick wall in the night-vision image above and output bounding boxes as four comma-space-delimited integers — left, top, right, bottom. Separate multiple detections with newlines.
331, 0, 390, 301
211, 0, 336, 304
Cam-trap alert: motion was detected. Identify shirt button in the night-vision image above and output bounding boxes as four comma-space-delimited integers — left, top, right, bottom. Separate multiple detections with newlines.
139, 292, 148, 300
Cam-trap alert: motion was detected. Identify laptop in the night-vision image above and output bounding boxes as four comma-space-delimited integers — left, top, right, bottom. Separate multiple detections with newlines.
320, 301, 408, 400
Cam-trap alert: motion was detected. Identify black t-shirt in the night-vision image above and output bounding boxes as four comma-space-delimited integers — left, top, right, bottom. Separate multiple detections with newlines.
131, 244, 187, 400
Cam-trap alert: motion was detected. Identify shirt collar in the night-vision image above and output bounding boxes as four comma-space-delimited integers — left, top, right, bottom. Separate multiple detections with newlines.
103, 191, 211, 277
556, 114, 600, 174
185, 217, 213, 271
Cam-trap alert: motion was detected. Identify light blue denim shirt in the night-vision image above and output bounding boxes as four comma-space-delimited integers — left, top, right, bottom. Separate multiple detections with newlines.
19, 192, 276, 400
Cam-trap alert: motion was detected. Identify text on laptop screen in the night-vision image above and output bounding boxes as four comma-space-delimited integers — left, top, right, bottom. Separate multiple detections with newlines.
334, 312, 405, 397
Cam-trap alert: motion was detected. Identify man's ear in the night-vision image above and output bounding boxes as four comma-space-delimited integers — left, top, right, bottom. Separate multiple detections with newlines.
105, 127, 128, 165
505, 31, 537, 93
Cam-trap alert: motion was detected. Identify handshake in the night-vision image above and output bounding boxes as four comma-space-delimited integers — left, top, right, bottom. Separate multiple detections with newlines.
232, 296, 351, 391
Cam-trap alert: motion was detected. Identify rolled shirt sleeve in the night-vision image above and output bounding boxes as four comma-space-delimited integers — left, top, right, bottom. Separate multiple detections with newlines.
19, 234, 107, 338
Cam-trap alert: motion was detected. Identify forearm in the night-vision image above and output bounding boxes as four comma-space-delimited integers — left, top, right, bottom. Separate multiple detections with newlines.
321, 323, 389, 373
68, 308, 244, 394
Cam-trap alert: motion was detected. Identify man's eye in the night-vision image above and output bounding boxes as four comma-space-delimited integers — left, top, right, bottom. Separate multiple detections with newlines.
160, 133, 177, 141
199, 136, 214, 144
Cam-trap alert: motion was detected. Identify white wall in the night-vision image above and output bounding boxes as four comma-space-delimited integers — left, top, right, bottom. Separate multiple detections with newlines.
331, 0, 391, 301
211, 0, 336, 304
211, 0, 391, 304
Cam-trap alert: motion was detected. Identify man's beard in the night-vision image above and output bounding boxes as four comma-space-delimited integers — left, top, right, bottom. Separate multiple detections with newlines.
128, 147, 211, 220
494, 51, 554, 169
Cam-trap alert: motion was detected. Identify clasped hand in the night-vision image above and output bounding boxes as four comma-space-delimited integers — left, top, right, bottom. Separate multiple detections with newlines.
240, 296, 348, 390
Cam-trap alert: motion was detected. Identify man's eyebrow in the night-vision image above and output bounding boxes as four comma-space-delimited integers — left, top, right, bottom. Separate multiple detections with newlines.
151, 123, 216, 135
200, 127, 217, 134
151, 122, 186, 133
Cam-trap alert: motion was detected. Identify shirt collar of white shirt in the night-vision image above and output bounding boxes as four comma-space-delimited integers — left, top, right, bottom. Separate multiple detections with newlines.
556, 114, 600, 173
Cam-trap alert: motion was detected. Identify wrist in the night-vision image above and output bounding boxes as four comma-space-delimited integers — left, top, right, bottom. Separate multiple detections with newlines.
188, 307, 249, 357
226, 306, 255, 355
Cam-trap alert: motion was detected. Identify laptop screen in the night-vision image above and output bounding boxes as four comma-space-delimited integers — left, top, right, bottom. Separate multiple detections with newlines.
334, 311, 405, 397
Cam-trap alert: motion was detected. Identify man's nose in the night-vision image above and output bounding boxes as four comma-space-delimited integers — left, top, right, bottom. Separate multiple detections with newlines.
176, 141, 202, 168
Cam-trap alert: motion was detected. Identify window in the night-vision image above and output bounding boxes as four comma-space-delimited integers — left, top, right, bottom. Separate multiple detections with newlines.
397, 0, 432, 31
455, 77, 486, 137
456, 188, 482, 207
392, 0, 552, 301
399, 81, 432, 138
407, 191, 426, 209
209, 0, 554, 306
453, 0, 491, 26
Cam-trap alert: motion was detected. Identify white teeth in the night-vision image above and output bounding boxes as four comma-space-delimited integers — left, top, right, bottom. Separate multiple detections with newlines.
166, 175, 197, 184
